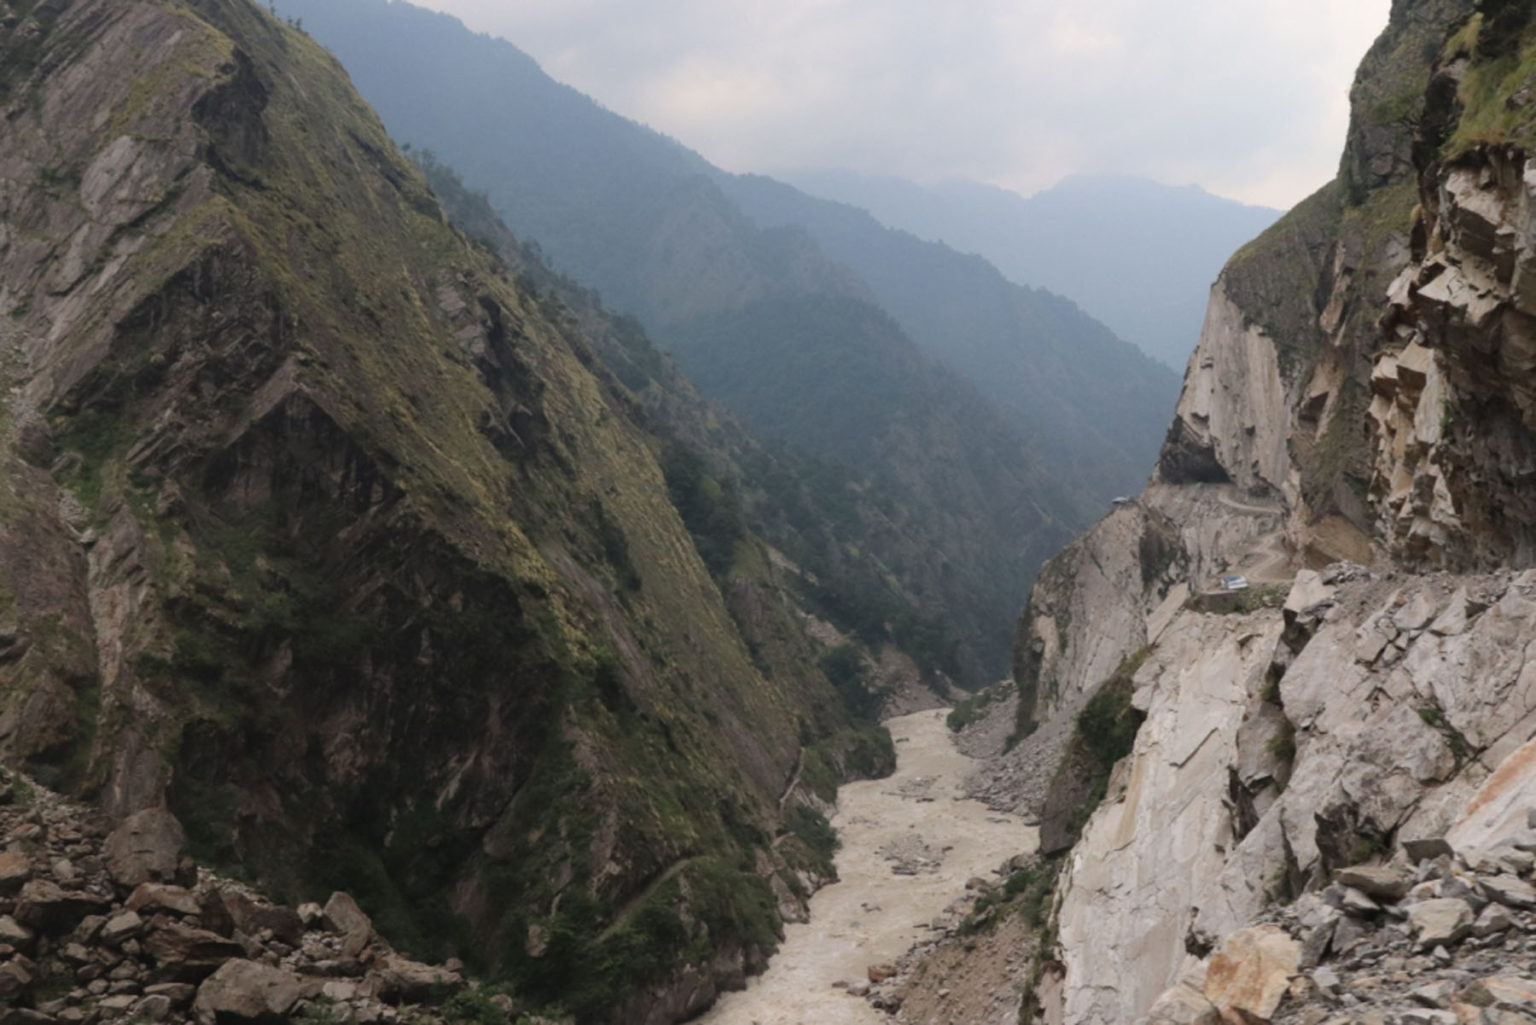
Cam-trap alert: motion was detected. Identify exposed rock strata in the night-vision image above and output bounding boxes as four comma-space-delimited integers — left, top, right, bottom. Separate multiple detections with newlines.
1369, 146, 1536, 568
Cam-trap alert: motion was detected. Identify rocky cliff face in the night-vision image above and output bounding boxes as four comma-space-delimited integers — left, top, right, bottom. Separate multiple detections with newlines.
954, 2, 1536, 1024
0, 1, 892, 1020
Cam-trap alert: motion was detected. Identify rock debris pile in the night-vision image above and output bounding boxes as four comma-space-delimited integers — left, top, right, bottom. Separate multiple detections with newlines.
877, 834, 948, 877
0, 770, 476, 1025
1149, 825, 1536, 1025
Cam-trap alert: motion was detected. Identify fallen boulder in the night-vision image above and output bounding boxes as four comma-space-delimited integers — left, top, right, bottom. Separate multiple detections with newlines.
1203, 925, 1301, 1023
144, 920, 247, 981
193, 959, 301, 1022
322, 891, 374, 959
103, 808, 186, 889
1146, 982, 1222, 1025
12, 879, 110, 934
1409, 898, 1474, 950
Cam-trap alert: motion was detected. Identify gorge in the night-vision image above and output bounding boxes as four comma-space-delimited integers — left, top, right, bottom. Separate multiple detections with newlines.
6, 1, 1536, 1025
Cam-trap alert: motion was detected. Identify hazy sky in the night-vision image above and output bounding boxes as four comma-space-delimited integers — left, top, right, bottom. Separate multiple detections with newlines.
407, 0, 1391, 210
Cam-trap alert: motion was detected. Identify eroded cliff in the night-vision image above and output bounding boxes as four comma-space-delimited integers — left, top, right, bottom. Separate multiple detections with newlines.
955, 3, 1536, 1023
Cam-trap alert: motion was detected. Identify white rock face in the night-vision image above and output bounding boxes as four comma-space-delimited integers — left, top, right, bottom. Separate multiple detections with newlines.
1163, 284, 1293, 501
1024, 504, 1167, 726
1449, 733, 1536, 861
1055, 609, 1282, 1025
992, 131, 1536, 1025
1044, 567, 1536, 1024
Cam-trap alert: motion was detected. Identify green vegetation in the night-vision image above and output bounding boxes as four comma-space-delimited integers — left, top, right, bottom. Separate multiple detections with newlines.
1260, 664, 1284, 706
783, 803, 839, 879
441, 988, 515, 1025
1418, 704, 1475, 766
1010, 859, 1066, 1025
818, 644, 878, 719
797, 723, 896, 804
1445, 7, 1536, 153
1038, 648, 1150, 853
659, 444, 748, 578
417, 152, 973, 687
494, 855, 779, 1021
668, 293, 1071, 682
282, 0, 1188, 690
1267, 718, 1297, 763
957, 857, 1060, 936
946, 684, 999, 732
1076, 650, 1148, 772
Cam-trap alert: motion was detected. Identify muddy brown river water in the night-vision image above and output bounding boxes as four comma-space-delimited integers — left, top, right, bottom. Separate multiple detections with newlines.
698, 708, 1037, 1025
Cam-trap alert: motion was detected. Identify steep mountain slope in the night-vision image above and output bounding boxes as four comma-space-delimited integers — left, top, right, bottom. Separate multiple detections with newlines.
267, 0, 1176, 678
415, 153, 981, 693
0, 1, 893, 1020
784, 171, 1281, 370
714, 174, 1178, 500
931, 2, 1536, 1023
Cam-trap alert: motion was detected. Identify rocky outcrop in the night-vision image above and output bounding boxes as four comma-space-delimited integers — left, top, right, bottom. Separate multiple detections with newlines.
1369, 143, 1536, 568
0, 768, 473, 1025
1046, 562, 1536, 1023
948, 5, 1536, 1025
1159, 287, 1292, 500
971, 501, 1190, 820
1054, 606, 1284, 1023
1201, 925, 1300, 1024
102, 810, 187, 890
1158, 825, 1536, 1025
977, 480, 1287, 827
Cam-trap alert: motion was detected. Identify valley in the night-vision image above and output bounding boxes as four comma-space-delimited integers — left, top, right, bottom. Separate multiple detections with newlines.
699, 710, 1034, 1025
8, 1, 1536, 1025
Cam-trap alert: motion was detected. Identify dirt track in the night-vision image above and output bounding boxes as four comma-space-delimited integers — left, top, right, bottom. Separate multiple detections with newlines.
698, 709, 1036, 1025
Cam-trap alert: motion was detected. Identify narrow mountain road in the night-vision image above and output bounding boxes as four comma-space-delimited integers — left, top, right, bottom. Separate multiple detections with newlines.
1233, 530, 1295, 585
700, 709, 1036, 1025
1215, 487, 1295, 585
1215, 489, 1284, 518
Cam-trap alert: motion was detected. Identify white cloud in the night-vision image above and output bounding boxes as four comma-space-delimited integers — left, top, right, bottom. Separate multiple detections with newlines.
409, 0, 1391, 209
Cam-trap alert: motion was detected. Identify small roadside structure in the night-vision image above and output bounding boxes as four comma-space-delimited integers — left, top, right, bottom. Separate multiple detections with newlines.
1220, 575, 1250, 592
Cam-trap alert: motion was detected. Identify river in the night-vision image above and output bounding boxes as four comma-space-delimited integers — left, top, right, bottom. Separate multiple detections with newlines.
699, 708, 1037, 1025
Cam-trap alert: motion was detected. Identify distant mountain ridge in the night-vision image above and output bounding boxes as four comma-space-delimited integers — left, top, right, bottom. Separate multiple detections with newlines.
784, 170, 1282, 370
714, 172, 1178, 497
271, 0, 1181, 680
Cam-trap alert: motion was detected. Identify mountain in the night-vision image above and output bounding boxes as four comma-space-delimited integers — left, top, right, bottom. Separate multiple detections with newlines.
0, 1, 900, 1019
268, 0, 1181, 680
902, 1, 1536, 1022
785, 170, 1281, 370
712, 173, 1179, 500
414, 151, 997, 695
